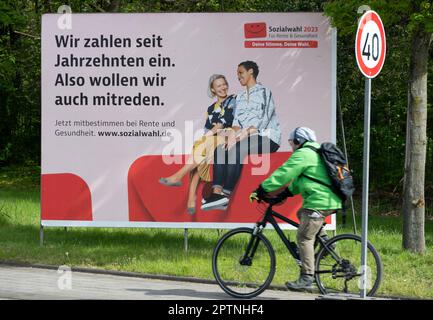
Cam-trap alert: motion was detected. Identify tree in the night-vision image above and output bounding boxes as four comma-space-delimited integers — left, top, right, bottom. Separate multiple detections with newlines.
325, 0, 433, 253
403, 1, 433, 253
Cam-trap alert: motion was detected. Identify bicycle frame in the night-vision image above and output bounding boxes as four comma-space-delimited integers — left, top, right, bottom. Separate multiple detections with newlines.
245, 204, 337, 265
249, 204, 301, 264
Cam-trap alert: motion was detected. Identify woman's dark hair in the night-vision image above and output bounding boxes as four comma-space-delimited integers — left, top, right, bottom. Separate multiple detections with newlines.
238, 60, 259, 79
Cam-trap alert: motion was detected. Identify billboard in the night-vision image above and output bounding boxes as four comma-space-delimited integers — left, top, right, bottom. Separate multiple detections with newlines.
41, 13, 336, 229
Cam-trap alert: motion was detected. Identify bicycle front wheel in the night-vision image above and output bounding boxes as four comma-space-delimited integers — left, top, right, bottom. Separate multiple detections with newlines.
315, 234, 382, 296
212, 227, 276, 299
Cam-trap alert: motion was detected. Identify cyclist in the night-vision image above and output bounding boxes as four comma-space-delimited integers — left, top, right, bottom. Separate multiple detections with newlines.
250, 127, 342, 292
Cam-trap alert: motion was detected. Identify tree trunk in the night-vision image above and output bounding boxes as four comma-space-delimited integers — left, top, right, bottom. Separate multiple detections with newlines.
402, 29, 432, 253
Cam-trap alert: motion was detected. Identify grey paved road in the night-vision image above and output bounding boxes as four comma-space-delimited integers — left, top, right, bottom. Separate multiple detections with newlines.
0, 265, 316, 300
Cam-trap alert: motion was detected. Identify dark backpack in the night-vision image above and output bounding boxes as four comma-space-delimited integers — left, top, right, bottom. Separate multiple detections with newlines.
301, 142, 355, 203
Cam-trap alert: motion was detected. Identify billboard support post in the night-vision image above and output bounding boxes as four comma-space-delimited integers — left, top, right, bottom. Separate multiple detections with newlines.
40, 225, 44, 246
184, 228, 188, 253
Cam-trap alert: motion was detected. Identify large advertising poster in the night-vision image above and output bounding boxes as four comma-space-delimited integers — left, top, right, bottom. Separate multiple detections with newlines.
41, 13, 336, 229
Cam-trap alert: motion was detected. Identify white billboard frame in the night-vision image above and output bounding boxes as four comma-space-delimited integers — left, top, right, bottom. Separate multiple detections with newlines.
41, 13, 338, 232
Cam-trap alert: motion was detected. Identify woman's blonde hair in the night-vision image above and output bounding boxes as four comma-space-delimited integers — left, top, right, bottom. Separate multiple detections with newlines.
207, 74, 228, 98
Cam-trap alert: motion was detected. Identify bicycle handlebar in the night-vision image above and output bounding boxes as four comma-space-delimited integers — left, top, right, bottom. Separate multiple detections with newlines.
256, 195, 287, 206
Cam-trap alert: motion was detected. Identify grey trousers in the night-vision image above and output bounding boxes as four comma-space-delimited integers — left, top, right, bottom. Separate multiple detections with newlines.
296, 208, 334, 275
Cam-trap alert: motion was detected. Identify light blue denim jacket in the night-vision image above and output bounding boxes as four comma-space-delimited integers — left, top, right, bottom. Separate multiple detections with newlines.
233, 84, 281, 145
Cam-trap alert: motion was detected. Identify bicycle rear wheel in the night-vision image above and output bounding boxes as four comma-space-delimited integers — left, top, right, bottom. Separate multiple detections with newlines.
315, 234, 382, 296
212, 227, 276, 299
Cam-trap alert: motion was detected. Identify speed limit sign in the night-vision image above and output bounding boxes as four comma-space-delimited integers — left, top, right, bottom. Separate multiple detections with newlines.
355, 10, 386, 78
356, 9, 386, 300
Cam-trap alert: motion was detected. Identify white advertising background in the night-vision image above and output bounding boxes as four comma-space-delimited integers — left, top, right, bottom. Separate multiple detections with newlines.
42, 13, 336, 226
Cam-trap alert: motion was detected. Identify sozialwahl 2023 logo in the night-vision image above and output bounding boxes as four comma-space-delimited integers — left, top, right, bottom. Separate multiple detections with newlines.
244, 22, 267, 38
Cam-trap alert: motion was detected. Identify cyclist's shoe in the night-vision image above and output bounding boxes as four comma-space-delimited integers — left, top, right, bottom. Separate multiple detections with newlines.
201, 193, 229, 211
285, 274, 315, 293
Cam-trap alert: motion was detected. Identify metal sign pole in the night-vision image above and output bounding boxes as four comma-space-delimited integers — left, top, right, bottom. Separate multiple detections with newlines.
360, 77, 371, 298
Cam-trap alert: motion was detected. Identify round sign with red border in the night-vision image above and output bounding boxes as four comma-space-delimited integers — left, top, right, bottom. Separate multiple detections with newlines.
355, 10, 386, 78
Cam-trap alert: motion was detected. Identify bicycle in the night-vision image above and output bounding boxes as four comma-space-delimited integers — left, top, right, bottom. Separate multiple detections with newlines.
212, 199, 383, 299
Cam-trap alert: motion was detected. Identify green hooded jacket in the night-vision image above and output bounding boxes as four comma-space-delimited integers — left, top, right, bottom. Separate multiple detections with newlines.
261, 141, 342, 210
